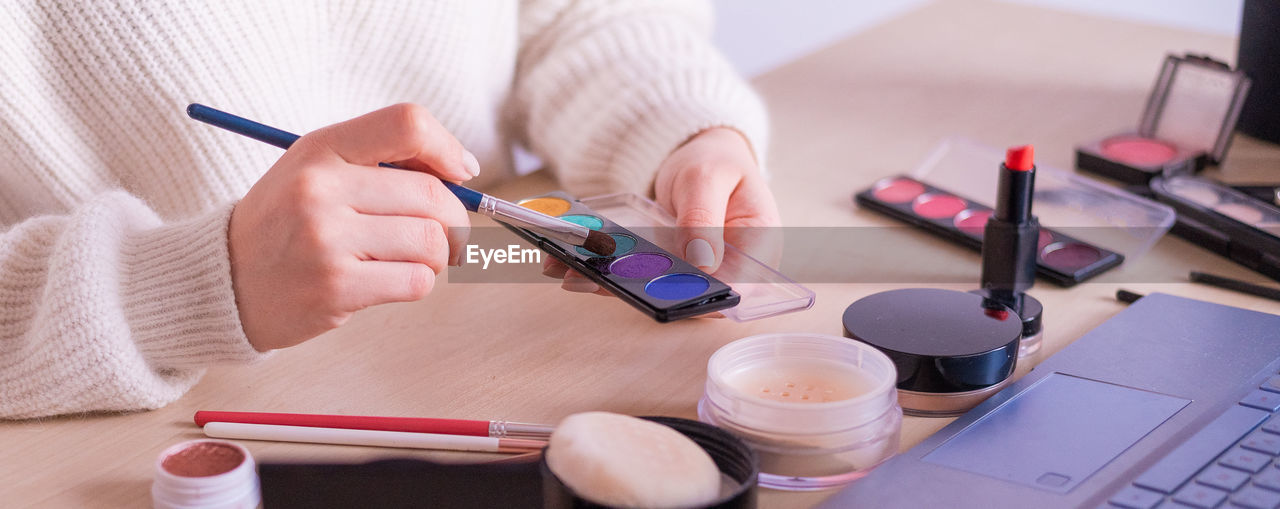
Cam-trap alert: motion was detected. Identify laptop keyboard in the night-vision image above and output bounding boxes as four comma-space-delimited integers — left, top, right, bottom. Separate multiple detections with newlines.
1108, 376, 1280, 509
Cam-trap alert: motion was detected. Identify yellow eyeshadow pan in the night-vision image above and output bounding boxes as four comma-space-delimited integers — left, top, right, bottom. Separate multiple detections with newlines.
518, 197, 572, 216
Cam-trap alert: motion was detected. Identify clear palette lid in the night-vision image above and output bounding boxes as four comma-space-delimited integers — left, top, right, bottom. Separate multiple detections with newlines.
1139, 54, 1251, 163
580, 193, 815, 322
913, 137, 1177, 263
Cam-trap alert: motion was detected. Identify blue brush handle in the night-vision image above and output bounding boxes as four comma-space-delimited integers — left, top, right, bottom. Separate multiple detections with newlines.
186, 103, 484, 211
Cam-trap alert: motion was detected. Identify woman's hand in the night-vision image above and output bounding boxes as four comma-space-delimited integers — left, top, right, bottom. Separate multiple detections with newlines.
229, 104, 479, 351
653, 127, 780, 269
551, 127, 781, 293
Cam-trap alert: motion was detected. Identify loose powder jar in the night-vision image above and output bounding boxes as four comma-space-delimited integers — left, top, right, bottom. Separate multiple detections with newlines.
699, 333, 902, 490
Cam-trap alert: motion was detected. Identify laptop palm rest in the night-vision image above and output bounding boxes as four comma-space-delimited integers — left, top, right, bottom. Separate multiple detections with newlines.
922, 373, 1190, 493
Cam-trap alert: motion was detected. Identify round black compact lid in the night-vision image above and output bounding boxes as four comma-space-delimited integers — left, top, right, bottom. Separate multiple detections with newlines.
842, 288, 1022, 394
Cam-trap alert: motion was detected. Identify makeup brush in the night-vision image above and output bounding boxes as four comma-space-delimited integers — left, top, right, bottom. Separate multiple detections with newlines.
185, 104, 616, 256
203, 422, 547, 454
194, 410, 553, 439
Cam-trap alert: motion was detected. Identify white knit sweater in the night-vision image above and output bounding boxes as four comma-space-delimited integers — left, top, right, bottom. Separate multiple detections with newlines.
0, 0, 767, 419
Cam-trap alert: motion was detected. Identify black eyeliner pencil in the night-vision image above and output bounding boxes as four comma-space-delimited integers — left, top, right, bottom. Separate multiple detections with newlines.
1190, 271, 1280, 303
1115, 289, 1144, 304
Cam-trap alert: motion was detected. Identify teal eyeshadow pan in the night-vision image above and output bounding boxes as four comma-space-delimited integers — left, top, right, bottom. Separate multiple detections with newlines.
559, 215, 604, 230
506, 192, 739, 322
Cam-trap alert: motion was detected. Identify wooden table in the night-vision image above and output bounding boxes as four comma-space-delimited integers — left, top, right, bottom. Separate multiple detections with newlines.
3, 1, 1277, 507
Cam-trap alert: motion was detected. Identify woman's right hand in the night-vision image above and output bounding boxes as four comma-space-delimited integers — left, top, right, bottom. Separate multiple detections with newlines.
228, 104, 479, 351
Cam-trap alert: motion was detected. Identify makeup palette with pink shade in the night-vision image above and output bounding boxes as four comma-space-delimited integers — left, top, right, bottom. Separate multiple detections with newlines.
1150, 176, 1280, 281
857, 176, 1121, 286
1075, 54, 1251, 184
853, 138, 1176, 287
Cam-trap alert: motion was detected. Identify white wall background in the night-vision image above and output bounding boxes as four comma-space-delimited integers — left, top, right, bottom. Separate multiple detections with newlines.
712, 0, 1245, 77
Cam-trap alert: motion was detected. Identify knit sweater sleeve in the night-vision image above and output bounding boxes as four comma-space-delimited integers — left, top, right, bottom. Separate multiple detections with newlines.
0, 192, 267, 419
511, 0, 769, 197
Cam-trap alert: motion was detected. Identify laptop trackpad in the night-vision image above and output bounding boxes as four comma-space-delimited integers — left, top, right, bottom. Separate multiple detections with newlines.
922, 373, 1190, 493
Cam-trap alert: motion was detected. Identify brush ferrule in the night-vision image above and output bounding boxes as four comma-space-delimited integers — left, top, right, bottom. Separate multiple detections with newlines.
481, 196, 590, 246
489, 420, 556, 439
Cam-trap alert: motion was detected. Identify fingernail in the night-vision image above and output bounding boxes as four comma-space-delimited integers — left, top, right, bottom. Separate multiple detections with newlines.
684, 238, 715, 269
562, 274, 600, 293
462, 150, 481, 177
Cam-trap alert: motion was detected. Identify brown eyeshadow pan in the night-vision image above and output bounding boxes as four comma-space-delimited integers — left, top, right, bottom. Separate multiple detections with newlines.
1214, 202, 1266, 225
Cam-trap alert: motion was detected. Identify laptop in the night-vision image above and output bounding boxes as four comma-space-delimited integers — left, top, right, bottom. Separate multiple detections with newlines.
821, 293, 1280, 508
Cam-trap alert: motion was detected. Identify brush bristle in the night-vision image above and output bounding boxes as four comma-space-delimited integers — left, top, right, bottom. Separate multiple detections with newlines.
582, 230, 616, 256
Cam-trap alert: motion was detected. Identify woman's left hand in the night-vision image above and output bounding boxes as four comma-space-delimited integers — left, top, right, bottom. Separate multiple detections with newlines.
549, 127, 781, 293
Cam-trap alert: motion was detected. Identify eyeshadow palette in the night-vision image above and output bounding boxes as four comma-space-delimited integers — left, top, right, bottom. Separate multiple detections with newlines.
1150, 176, 1280, 281
1076, 54, 1251, 184
855, 176, 1124, 286
507, 192, 739, 322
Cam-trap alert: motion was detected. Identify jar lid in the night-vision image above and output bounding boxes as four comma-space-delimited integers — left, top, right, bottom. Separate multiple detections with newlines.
842, 288, 1021, 394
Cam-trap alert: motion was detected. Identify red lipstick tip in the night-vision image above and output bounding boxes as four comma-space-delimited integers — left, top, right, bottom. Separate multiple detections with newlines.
1005, 145, 1035, 171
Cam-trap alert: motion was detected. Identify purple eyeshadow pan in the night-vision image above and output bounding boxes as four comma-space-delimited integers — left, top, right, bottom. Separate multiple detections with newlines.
609, 253, 673, 279
1041, 242, 1102, 270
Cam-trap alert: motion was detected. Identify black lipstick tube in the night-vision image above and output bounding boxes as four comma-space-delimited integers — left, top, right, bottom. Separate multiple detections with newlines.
981, 153, 1039, 311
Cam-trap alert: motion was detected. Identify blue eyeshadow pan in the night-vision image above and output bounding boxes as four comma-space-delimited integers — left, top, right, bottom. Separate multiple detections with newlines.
644, 273, 711, 301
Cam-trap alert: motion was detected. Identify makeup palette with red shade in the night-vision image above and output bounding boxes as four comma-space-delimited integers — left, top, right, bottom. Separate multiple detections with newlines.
857, 176, 1123, 286
1075, 54, 1251, 184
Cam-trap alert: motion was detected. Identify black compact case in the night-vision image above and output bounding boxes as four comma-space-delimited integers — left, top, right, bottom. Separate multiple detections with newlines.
505, 192, 739, 322
843, 288, 1023, 417
258, 416, 760, 509
855, 176, 1123, 286
1149, 176, 1280, 281
542, 417, 758, 509
1075, 54, 1251, 184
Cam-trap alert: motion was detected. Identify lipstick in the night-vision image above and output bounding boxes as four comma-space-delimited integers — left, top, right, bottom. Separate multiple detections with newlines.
980, 146, 1040, 311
